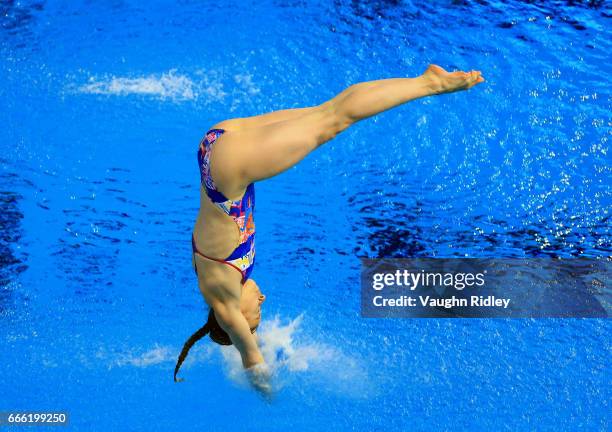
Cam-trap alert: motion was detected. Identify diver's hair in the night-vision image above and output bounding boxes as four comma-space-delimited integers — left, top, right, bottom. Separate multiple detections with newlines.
173, 308, 232, 382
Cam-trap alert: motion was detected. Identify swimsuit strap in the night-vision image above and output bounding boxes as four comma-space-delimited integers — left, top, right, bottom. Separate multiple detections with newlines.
191, 234, 246, 284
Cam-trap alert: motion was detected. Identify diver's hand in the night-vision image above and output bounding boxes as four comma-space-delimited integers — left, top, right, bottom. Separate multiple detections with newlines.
245, 363, 273, 398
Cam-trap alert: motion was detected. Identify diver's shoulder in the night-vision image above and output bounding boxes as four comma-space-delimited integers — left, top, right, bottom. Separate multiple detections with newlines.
195, 257, 243, 300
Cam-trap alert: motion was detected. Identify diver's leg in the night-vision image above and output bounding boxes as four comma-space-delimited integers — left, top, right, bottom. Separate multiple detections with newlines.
212, 106, 319, 131
211, 65, 484, 195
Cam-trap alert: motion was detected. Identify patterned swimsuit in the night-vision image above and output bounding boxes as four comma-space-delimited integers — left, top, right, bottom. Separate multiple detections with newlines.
192, 128, 255, 284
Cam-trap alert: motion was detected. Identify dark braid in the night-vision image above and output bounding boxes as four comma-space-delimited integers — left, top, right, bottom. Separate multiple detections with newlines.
173, 308, 233, 382
174, 322, 209, 382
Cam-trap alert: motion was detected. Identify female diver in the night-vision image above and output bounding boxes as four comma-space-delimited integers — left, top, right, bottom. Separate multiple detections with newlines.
173, 64, 485, 391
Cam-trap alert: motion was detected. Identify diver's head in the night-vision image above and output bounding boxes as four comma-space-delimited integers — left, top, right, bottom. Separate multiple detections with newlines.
208, 279, 265, 344
240, 278, 266, 330
191, 279, 266, 346
173, 279, 266, 382
206, 307, 232, 345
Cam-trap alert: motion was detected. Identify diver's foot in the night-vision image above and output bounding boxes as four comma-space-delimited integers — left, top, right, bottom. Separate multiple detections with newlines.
422, 64, 485, 95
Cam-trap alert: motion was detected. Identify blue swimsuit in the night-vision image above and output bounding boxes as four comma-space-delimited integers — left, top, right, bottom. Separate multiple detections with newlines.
192, 128, 255, 284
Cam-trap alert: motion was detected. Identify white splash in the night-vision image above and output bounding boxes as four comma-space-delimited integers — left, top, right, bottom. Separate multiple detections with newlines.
258, 314, 330, 372
73, 69, 264, 105
114, 344, 175, 367
78, 70, 204, 101
220, 315, 372, 397
72, 68, 269, 105
233, 73, 260, 96
109, 343, 213, 368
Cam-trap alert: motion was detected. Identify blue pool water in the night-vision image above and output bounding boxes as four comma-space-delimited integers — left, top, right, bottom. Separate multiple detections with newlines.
1, 0, 610, 430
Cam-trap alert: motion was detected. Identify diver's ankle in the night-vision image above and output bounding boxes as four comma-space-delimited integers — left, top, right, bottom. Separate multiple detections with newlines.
421, 73, 443, 96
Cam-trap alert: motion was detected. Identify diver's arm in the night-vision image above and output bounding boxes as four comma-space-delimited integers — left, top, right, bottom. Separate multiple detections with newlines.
211, 300, 271, 395
211, 299, 264, 368
195, 260, 264, 368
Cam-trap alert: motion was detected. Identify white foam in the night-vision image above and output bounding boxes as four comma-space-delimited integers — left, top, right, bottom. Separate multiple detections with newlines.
109, 343, 213, 369
77, 70, 211, 101
220, 315, 373, 397
91, 315, 373, 397
73, 69, 262, 103
115, 344, 175, 367
233, 73, 260, 96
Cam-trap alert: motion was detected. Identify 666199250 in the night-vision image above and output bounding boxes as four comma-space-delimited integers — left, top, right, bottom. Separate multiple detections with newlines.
0, 411, 69, 426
